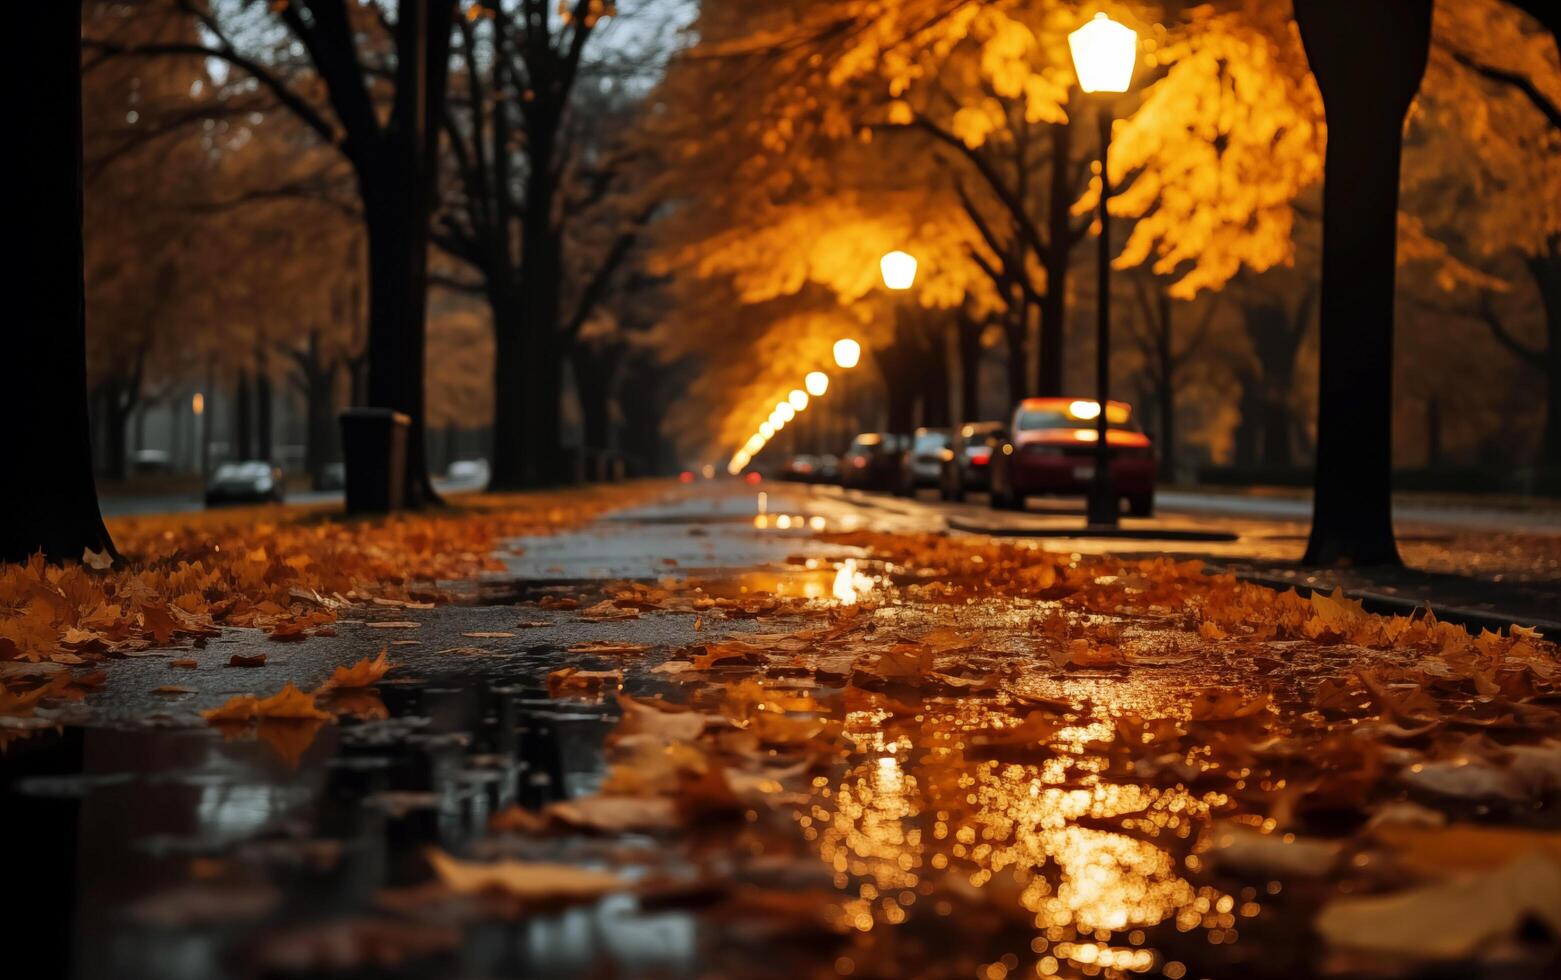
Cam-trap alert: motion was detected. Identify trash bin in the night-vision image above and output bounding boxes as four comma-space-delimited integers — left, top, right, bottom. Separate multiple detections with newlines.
339, 408, 410, 514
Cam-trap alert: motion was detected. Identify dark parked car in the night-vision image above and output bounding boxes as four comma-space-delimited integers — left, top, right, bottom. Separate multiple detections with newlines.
987, 398, 1156, 515
840, 432, 907, 491
938, 421, 1004, 501
815, 454, 841, 484
205, 461, 285, 507
782, 454, 821, 481
896, 427, 952, 496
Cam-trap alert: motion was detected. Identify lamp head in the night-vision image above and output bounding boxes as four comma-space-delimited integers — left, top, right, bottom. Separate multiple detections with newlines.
1069, 13, 1138, 94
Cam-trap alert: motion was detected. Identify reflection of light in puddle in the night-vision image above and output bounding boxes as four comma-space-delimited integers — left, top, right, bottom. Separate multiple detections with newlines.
752, 508, 831, 533
801, 701, 1243, 974
832, 559, 876, 605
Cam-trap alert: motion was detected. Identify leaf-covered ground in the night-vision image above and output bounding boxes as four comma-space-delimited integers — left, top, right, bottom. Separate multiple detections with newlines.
4, 483, 1561, 978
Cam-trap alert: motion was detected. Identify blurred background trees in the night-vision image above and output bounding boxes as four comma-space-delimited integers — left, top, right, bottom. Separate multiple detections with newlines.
70, 0, 1561, 497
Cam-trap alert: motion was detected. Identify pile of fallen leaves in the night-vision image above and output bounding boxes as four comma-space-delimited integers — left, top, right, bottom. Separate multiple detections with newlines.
0, 486, 658, 671
439, 530, 1561, 976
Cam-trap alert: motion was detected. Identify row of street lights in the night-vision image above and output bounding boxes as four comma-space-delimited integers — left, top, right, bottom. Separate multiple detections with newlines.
725, 11, 1134, 511
725, 249, 915, 474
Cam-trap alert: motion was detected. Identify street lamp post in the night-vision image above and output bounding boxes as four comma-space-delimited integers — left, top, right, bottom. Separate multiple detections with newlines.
833, 338, 862, 448
878, 250, 918, 438
805, 372, 830, 454
1069, 12, 1137, 527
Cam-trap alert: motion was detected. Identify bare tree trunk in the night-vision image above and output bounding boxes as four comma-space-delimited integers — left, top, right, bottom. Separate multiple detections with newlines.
1296, 0, 1430, 565
1, 2, 116, 563
1524, 248, 1561, 468
234, 371, 253, 462
254, 337, 273, 462
956, 309, 983, 422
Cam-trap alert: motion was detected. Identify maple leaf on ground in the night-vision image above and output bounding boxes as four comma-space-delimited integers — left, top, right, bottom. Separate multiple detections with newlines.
0, 674, 74, 717
202, 682, 334, 724
547, 667, 623, 699
318, 647, 391, 691
424, 849, 625, 901
1315, 856, 1561, 959
1050, 638, 1124, 669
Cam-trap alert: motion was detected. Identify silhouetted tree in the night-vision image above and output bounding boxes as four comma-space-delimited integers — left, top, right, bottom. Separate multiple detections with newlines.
1, 3, 117, 564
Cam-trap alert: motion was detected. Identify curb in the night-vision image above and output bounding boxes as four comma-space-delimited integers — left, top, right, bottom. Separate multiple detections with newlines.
1232, 572, 1561, 640
946, 518, 1238, 542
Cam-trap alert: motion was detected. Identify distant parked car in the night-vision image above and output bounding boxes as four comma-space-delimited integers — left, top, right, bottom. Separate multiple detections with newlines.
896, 427, 952, 496
938, 421, 1004, 502
782, 454, 821, 481
130, 449, 172, 475
840, 432, 907, 491
205, 461, 284, 507
986, 398, 1156, 515
446, 458, 490, 485
815, 454, 841, 484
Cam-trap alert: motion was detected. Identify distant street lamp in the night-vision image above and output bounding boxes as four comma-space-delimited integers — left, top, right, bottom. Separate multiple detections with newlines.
192, 391, 207, 478
788, 389, 808, 411
832, 338, 861, 370
805, 371, 829, 397
832, 337, 864, 446
1069, 11, 1137, 527
879, 250, 919, 291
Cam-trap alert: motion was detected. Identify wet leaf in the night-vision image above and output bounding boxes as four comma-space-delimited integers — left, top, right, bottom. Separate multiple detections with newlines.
424, 848, 626, 901
318, 647, 391, 690
1315, 856, 1561, 959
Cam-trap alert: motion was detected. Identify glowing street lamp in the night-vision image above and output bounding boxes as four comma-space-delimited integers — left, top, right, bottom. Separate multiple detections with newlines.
760, 421, 774, 439
805, 371, 829, 397
788, 389, 808, 411
1068, 12, 1138, 94
832, 338, 861, 370
776, 402, 795, 423
1069, 11, 1138, 528
879, 250, 918, 290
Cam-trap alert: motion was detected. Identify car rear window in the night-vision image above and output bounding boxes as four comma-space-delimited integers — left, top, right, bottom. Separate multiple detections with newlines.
1016, 410, 1139, 432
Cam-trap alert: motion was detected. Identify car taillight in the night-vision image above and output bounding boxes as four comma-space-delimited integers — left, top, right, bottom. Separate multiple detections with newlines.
679, 471, 695, 483
852, 457, 867, 468
967, 449, 991, 465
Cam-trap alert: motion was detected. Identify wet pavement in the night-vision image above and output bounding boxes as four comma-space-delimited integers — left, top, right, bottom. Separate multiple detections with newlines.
4, 480, 1561, 979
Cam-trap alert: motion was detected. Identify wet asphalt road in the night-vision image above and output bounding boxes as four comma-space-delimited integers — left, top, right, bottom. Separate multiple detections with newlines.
4, 479, 1559, 979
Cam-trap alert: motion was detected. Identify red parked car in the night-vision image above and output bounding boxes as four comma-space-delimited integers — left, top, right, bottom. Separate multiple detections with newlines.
986, 398, 1157, 515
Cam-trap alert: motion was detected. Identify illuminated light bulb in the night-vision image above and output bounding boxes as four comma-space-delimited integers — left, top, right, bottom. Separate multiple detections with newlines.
833, 338, 861, 369
879, 250, 918, 290
1068, 12, 1138, 94
805, 371, 829, 397
789, 389, 808, 411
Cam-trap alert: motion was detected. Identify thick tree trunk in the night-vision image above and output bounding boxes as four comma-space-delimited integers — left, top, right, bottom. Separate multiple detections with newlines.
353, 0, 455, 509
0, 2, 116, 563
1234, 376, 1262, 467
302, 348, 338, 489
255, 345, 273, 463
571, 344, 614, 456
362, 171, 435, 505
956, 311, 983, 422
488, 282, 531, 489
520, 216, 566, 485
919, 329, 952, 428
104, 393, 132, 482
1525, 248, 1561, 467
1003, 311, 1028, 411
1296, 0, 1430, 565
234, 371, 253, 461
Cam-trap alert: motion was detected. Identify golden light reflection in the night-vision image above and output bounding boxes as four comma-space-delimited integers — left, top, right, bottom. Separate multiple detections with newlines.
800, 699, 1238, 976
832, 559, 875, 605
